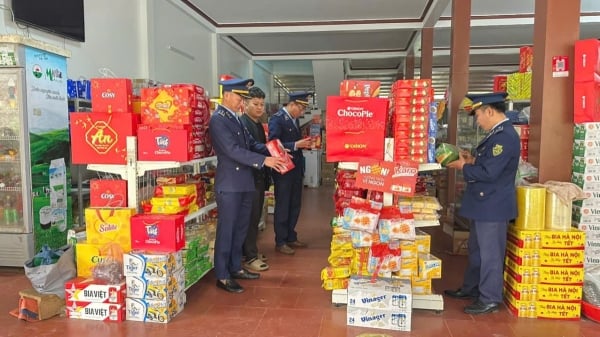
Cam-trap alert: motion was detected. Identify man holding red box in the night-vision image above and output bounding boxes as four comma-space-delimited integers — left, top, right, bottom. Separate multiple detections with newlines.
209, 78, 288, 293
268, 92, 313, 255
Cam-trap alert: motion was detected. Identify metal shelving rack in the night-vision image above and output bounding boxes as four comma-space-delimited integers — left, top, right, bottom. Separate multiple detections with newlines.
332, 138, 445, 312
86, 136, 218, 291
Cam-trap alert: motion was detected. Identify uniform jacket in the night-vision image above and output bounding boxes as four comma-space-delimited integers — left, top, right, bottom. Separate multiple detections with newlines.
459, 119, 520, 221
241, 114, 270, 187
268, 108, 304, 175
209, 105, 269, 192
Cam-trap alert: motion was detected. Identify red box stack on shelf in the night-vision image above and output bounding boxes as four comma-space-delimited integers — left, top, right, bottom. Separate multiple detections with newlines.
574, 39, 600, 123
389, 79, 433, 164
139, 84, 210, 161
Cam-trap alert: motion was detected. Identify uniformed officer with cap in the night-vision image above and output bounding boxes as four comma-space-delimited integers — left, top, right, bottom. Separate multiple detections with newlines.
209, 77, 288, 293
268, 91, 313, 255
443, 92, 520, 314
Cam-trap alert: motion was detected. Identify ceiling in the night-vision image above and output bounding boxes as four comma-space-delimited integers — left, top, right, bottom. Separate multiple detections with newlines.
181, 0, 600, 106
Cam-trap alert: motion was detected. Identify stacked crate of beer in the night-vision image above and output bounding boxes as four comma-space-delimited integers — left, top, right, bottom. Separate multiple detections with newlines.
64, 278, 127, 322
389, 80, 433, 164
503, 226, 585, 319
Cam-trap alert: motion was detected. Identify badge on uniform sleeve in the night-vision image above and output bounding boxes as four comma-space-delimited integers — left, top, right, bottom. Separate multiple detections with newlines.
492, 144, 503, 156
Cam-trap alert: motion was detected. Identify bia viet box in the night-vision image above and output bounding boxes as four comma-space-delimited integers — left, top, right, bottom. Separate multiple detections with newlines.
137, 124, 195, 162
91, 78, 133, 113
130, 214, 185, 252
575, 39, 600, 83
90, 179, 127, 207
347, 276, 412, 312
125, 267, 185, 299
65, 278, 126, 304
123, 251, 183, 279
70, 112, 140, 164
84, 208, 136, 252
340, 80, 381, 97
65, 301, 125, 321
125, 291, 186, 323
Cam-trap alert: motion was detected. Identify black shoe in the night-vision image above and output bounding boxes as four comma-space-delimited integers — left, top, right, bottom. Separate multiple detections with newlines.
464, 300, 499, 315
444, 288, 478, 299
216, 279, 244, 293
231, 268, 260, 280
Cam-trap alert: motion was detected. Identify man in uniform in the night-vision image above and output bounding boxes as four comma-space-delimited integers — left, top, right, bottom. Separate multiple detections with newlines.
209, 77, 288, 293
240, 86, 270, 272
444, 92, 520, 314
268, 91, 313, 255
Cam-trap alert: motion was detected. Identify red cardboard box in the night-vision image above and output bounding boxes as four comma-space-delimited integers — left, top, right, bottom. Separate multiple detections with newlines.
137, 124, 194, 162
91, 78, 133, 113
519, 46, 533, 73
90, 179, 127, 207
574, 81, 600, 123
130, 214, 185, 252
140, 87, 209, 124
575, 39, 600, 83
339, 80, 381, 97
64, 278, 126, 304
266, 139, 295, 174
392, 87, 432, 98
70, 112, 140, 164
493, 75, 508, 92
65, 301, 125, 321
393, 79, 432, 89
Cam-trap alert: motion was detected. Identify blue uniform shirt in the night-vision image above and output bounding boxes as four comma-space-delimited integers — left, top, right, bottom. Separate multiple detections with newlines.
459, 119, 520, 221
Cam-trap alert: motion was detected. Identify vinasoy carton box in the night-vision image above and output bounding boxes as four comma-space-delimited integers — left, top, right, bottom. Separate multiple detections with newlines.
65, 278, 126, 304
347, 276, 411, 311
574, 123, 600, 141
347, 306, 411, 332
123, 251, 183, 279
125, 267, 185, 300
125, 290, 186, 323
65, 301, 125, 321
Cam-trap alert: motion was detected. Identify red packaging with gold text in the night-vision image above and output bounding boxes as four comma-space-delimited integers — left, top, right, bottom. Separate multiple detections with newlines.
90, 179, 127, 207
140, 87, 209, 125
91, 78, 133, 113
325, 96, 388, 162
340, 80, 381, 97
266, 139, 295, 174
70, 112, 140, 164
519, 46, 533, 73
493, 75, 508, 92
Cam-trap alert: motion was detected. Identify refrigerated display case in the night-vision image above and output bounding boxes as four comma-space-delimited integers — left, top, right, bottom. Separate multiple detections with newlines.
0, 36, 72, 266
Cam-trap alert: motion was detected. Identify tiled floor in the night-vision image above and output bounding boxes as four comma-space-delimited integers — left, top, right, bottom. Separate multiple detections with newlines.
1, 185, 600, 336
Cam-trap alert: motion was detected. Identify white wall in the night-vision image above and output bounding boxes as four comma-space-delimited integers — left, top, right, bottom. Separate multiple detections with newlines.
148, 0, 216, 94
252, 61, 273, 105
0, 0, 147, 79
0, 0, 255, 97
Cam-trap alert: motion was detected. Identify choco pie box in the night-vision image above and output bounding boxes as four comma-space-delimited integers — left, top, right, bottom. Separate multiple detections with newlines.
91, 78, 133, 113
90, 179, 127, 207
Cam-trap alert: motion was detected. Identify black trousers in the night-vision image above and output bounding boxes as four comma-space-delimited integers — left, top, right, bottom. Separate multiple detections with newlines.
243, 178, 266, 261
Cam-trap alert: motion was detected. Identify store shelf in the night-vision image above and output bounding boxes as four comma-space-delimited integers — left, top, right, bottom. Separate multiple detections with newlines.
0, 186, 21, 192
137, 156, 217, 176
87, 156, 217, 179
184, 201, 216, 222
185, 267, 213, 291
338, 161, 441, 172
415, 220, 440, 228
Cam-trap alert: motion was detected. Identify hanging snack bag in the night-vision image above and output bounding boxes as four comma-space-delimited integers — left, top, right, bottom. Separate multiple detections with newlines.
342, 196, 383, 233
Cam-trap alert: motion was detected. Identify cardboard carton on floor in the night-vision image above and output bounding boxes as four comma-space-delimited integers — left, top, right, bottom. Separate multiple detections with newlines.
9, 288, 64, 321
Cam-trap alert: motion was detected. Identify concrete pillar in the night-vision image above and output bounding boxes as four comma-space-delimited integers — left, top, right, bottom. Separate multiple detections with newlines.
529, 0, 580, 182
420, 27, 434, 80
